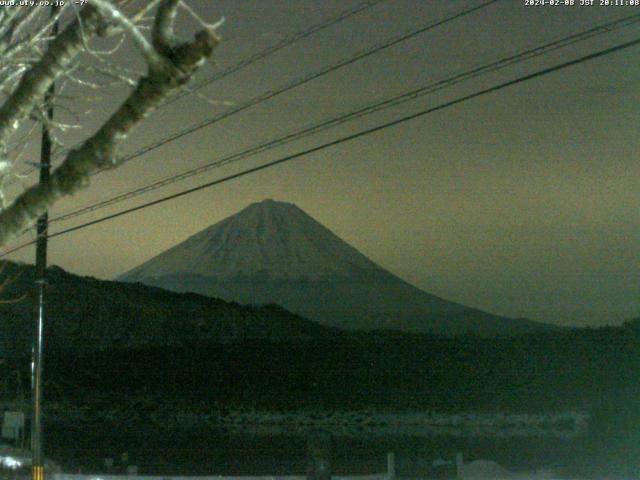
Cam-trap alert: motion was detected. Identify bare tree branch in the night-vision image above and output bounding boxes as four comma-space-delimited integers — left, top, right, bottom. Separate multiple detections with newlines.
152, 0, 179, 55
0, 0, 220, 247
91, 0, 164, 69
0, 6, 107, 152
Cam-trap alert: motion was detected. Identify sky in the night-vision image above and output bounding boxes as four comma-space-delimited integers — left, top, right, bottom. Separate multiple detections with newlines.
2, 0, 639, 327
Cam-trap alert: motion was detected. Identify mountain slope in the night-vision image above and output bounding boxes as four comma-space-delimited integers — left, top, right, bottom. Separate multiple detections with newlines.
120, 199, 553, 336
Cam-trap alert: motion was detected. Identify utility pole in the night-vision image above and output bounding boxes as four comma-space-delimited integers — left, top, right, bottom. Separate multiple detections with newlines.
31, 7, 58, 480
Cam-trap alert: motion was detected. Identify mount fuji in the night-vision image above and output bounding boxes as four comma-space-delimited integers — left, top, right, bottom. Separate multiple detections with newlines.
119, 199, 552, 336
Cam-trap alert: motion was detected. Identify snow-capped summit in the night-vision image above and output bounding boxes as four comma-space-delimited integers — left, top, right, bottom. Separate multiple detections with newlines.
119, 199, 552, 336
123, 199, 383, 283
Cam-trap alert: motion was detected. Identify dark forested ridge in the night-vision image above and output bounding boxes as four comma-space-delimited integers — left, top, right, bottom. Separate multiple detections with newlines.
0, 262, 558, 358
0, 262, 637, 414
0, 262, 341, 358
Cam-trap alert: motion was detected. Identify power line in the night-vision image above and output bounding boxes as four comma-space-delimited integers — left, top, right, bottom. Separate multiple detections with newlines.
1, 237, 35, 257
48, 11, 640, 224
4, 0, 385, 181
2, 33, 637, 258
161, 0, 387, 108
90, 0, 500, 176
